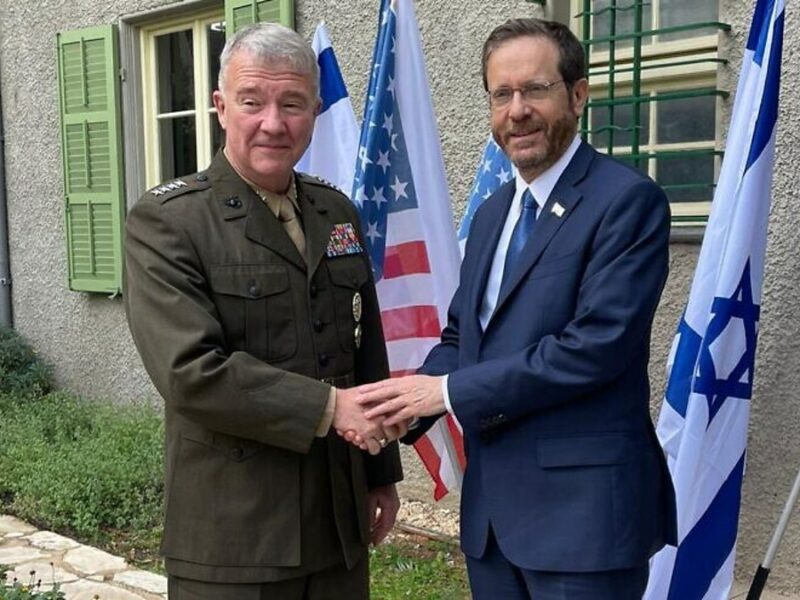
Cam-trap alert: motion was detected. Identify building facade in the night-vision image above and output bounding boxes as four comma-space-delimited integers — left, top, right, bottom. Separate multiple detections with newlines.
0, 0, 797, 593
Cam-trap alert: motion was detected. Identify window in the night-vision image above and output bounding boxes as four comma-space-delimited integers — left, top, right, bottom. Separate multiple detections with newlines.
140, 10, 226, 187
573, 0, 728, 227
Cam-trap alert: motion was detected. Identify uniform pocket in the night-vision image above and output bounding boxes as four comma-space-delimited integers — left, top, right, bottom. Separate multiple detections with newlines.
209, 264, 297, 362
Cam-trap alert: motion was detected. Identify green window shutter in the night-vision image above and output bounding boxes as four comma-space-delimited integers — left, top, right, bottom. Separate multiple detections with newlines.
56, 25, 125, 294
225, 0, 295, 36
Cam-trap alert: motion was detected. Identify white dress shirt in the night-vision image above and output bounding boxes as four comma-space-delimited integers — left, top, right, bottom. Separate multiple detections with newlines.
442, 135, 583, 414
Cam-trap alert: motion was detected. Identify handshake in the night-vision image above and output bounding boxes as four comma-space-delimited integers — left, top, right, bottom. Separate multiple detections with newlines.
331, 374, 445, 455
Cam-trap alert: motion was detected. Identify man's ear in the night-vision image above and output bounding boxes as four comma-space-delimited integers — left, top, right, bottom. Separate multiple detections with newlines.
571, 78, 589, 119
212, 90, 227, 129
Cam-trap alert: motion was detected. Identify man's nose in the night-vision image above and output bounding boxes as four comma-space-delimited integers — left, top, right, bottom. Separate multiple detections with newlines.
508, 92, 533, 120
259, 104, 286, 134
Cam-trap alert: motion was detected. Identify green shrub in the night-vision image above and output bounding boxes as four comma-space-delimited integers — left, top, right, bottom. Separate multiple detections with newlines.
0, 328, 53, 397
0, 392, 164, 541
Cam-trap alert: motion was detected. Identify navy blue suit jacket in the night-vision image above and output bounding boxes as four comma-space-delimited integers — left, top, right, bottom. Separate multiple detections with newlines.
408, 142, 677, 572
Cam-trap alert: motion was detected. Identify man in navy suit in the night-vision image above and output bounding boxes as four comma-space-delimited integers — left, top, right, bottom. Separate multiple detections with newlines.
356, 18, 677, 600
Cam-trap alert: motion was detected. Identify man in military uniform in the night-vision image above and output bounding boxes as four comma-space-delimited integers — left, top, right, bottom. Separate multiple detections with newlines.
124, 22, 403, 600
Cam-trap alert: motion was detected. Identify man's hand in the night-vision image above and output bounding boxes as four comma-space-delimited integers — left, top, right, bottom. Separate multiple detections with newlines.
358, 375, 446, 426
366, 484, 400, 545
333, 387, 383, 455
339, 415, 411, 451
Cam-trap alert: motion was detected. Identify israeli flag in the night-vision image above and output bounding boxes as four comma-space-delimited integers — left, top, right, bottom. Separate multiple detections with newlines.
645, 1, 785, 599
296, 23, 359, 195
458, 136, 514, 255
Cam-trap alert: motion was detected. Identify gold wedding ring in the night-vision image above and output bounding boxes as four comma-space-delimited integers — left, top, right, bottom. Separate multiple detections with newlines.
378, 437, 388, 448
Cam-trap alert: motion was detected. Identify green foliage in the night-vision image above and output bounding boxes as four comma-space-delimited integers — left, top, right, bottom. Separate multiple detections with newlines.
0, 389, 471, 594
0, 565, 65, 599
0, 392, 163, 541
370, 537, 470, 600
0, 328, 53, 397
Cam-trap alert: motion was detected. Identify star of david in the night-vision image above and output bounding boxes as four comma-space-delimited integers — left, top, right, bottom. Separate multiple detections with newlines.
694, 261, 760, 424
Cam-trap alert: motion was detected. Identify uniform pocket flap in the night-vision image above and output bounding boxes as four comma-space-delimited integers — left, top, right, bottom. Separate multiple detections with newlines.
182, 431, 262, 462
327, 259, 369, 289
537, 434, 633, 468
209, 265, 289, 299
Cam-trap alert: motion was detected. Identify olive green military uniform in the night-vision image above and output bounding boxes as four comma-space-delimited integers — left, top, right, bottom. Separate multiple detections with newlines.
124, 152, 402, 592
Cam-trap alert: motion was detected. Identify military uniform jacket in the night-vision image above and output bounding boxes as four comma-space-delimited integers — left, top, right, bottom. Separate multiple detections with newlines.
124, 152, 402, 583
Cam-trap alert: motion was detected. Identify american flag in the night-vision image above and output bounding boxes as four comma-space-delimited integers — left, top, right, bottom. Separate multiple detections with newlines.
458, 137, 514, 255
353, 0, 465, 500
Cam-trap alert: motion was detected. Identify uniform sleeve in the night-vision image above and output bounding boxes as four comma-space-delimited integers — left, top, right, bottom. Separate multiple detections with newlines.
124, 197, 331, 454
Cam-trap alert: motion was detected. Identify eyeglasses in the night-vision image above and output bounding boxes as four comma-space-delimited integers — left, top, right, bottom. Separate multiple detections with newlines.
488, 80, 565, 109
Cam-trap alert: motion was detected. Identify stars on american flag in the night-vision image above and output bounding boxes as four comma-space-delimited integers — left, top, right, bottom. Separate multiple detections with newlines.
457, 137, 514, 248
352, 3, 419, 281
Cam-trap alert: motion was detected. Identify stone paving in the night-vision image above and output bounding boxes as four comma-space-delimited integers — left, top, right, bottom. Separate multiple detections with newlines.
0, 515, 166, 600
2, 512, 798, 599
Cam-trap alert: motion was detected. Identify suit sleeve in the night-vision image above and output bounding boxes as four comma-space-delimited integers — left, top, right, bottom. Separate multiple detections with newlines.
448, 180, 670, 434
124, 198, 330, 455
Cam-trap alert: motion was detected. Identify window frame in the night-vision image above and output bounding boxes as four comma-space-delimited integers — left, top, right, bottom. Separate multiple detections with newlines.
118, 0, 222, 209
140, 10, 224, 188
569, 0, 727, 230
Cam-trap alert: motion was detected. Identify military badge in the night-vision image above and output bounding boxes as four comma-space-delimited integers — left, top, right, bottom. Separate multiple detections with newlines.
354, 323, 363, 349
352, 292, 362, 323
326, 223, 363, 257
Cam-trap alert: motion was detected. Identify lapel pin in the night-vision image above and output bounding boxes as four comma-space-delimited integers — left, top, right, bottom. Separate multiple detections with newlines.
551, 202, 565, 218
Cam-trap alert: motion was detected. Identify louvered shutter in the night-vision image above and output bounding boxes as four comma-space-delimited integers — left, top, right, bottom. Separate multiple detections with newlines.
56, 25, 125, 294
225, 0, 295, 36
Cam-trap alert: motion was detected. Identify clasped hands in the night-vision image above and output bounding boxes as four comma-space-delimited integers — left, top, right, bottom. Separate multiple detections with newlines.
332, 375, 446, 455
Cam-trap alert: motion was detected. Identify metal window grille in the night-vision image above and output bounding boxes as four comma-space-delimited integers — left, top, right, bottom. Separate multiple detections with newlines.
578, 0, 729, 224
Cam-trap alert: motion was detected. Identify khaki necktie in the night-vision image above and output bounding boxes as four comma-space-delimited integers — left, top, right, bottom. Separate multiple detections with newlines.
276, 197, 306, 258
252, 182, 306, 260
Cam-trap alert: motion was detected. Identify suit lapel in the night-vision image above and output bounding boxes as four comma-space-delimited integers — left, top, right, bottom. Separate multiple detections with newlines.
468, 181, 516, 330
493, 142, 596, 314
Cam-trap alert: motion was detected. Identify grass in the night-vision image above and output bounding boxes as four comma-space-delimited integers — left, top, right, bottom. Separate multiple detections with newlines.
0, 390, 469, 594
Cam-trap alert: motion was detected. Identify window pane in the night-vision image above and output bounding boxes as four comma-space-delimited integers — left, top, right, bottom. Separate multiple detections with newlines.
207, 22, 226, 101
659, 0, 718, 41
160, 116, 197, 179
591, 0, 653, 52
657, 153, 715, 202
656, 94, 716, 144
590, 99, 650, 149
211, 114, 225, 157
157, 29, 194, 113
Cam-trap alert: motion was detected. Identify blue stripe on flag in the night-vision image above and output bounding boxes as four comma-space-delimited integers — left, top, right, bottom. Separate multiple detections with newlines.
666, 453, 745, 600
318, 47, 349, 113
746, 10, 784, 170
664, 317, 702, 418
749, 0, 776, 61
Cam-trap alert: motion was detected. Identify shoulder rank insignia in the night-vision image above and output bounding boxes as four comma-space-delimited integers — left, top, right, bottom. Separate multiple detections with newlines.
298, 172, 345, 195
146, 174, 210, 203
149, 179, 188, 196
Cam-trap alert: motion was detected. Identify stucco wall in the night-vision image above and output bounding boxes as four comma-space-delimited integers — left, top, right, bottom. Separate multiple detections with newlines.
0, 0, 798, 593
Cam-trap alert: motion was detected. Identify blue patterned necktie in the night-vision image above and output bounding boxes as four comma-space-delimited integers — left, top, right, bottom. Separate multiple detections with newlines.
500, 188, 537, 294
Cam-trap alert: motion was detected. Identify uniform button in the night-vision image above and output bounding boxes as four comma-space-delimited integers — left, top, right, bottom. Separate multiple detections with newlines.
313, 319, 323, 332
231, 447, 243, 459
318, 353, 329, 366
310, 283, 318, 298
196, 173, 208, 182
248, 280, 259, 297
225, 196, 241, 208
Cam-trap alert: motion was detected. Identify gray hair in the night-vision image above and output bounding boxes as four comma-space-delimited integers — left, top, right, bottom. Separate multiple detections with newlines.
218, 23, 319, 97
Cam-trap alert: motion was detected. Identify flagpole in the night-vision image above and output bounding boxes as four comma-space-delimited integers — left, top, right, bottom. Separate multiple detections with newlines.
746, 465, 800, 600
